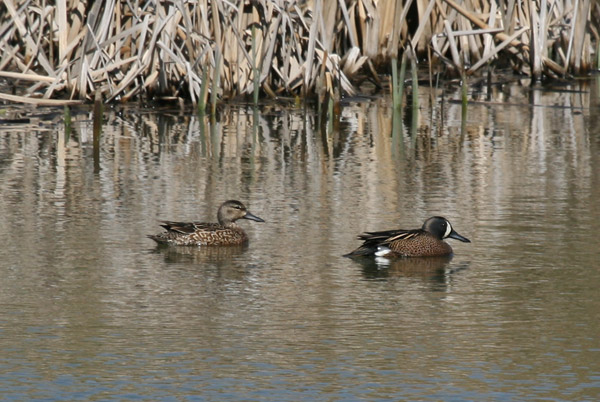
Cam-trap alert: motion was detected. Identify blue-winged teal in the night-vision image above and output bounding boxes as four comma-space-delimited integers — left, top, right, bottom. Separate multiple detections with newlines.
345, 216, 470, 258
148, 200, 264, 246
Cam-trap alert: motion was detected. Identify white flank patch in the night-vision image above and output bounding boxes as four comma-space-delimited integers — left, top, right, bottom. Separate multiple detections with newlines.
375, 246, 392, 257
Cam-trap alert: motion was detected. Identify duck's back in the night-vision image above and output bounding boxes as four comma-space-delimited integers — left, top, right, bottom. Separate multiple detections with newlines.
149, 221, 248, 246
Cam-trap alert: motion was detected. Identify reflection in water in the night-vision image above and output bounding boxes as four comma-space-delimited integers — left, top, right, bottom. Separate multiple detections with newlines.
355, 254, 450, 277
352, 254, 471, 291
151, 244, 248, 264
1, 79, 600, 400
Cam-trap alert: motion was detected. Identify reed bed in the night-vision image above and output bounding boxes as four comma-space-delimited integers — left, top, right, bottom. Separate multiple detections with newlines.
0, 0, 597, 105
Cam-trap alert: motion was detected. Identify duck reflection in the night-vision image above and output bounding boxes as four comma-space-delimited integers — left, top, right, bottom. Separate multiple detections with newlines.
353, 255, 468, 284
151, 244, 248, 264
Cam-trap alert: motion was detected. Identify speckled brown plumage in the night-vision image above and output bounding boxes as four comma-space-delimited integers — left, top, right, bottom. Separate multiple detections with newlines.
386, 232, 453, 257
148, 200, 264, 246
345, 216, 470, 258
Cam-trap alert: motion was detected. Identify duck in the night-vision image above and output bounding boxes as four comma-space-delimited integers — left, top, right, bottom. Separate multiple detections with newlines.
148, 200, 264, 246
345, 216, 470, 258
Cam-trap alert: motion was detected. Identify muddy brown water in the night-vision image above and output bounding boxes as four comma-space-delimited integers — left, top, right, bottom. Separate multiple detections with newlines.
1, 79, 600, 400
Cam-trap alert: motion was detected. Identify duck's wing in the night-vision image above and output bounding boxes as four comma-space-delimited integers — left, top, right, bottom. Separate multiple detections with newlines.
346, 228, 422, 256
159, 221, 222, 234
359, 228, 421, 243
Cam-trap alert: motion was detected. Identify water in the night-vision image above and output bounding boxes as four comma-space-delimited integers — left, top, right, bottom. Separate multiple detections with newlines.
1, 77, 600, 401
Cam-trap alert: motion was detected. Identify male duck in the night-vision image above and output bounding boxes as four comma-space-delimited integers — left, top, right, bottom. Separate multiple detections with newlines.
345, 216, 470, 258
148, 200, 264, 246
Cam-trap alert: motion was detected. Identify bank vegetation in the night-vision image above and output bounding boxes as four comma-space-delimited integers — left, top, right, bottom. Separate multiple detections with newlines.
0, 0, 598, 106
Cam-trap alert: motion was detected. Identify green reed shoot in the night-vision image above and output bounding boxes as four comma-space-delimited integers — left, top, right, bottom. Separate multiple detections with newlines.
210, 49, 222, 116
411, 54, 419, 115
198, 67, 209, 113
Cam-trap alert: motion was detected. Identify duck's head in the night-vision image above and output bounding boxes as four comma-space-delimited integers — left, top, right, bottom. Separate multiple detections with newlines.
422, 216, 470, 242
217, 200, 265, 226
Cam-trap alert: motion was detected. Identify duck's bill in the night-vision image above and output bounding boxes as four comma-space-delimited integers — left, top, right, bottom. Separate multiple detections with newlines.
244, 212, 265, 222
449, 229, 470, 243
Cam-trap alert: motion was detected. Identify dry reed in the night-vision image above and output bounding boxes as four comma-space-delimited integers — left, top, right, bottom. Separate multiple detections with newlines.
0, 0, 597, 105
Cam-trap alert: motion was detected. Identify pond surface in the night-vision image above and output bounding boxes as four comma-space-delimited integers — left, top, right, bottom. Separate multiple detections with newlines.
1, 77, 600, 401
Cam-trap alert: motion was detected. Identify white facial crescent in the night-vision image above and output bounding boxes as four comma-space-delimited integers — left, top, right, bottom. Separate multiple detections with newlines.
444, 221, 452, 239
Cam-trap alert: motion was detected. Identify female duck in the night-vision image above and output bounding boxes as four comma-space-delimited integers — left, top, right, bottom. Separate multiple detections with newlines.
346, 216, 470, 258
149, 200, 264, 246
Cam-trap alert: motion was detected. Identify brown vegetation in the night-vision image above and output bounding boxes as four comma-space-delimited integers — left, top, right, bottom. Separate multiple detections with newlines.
0, 0, 598, 105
